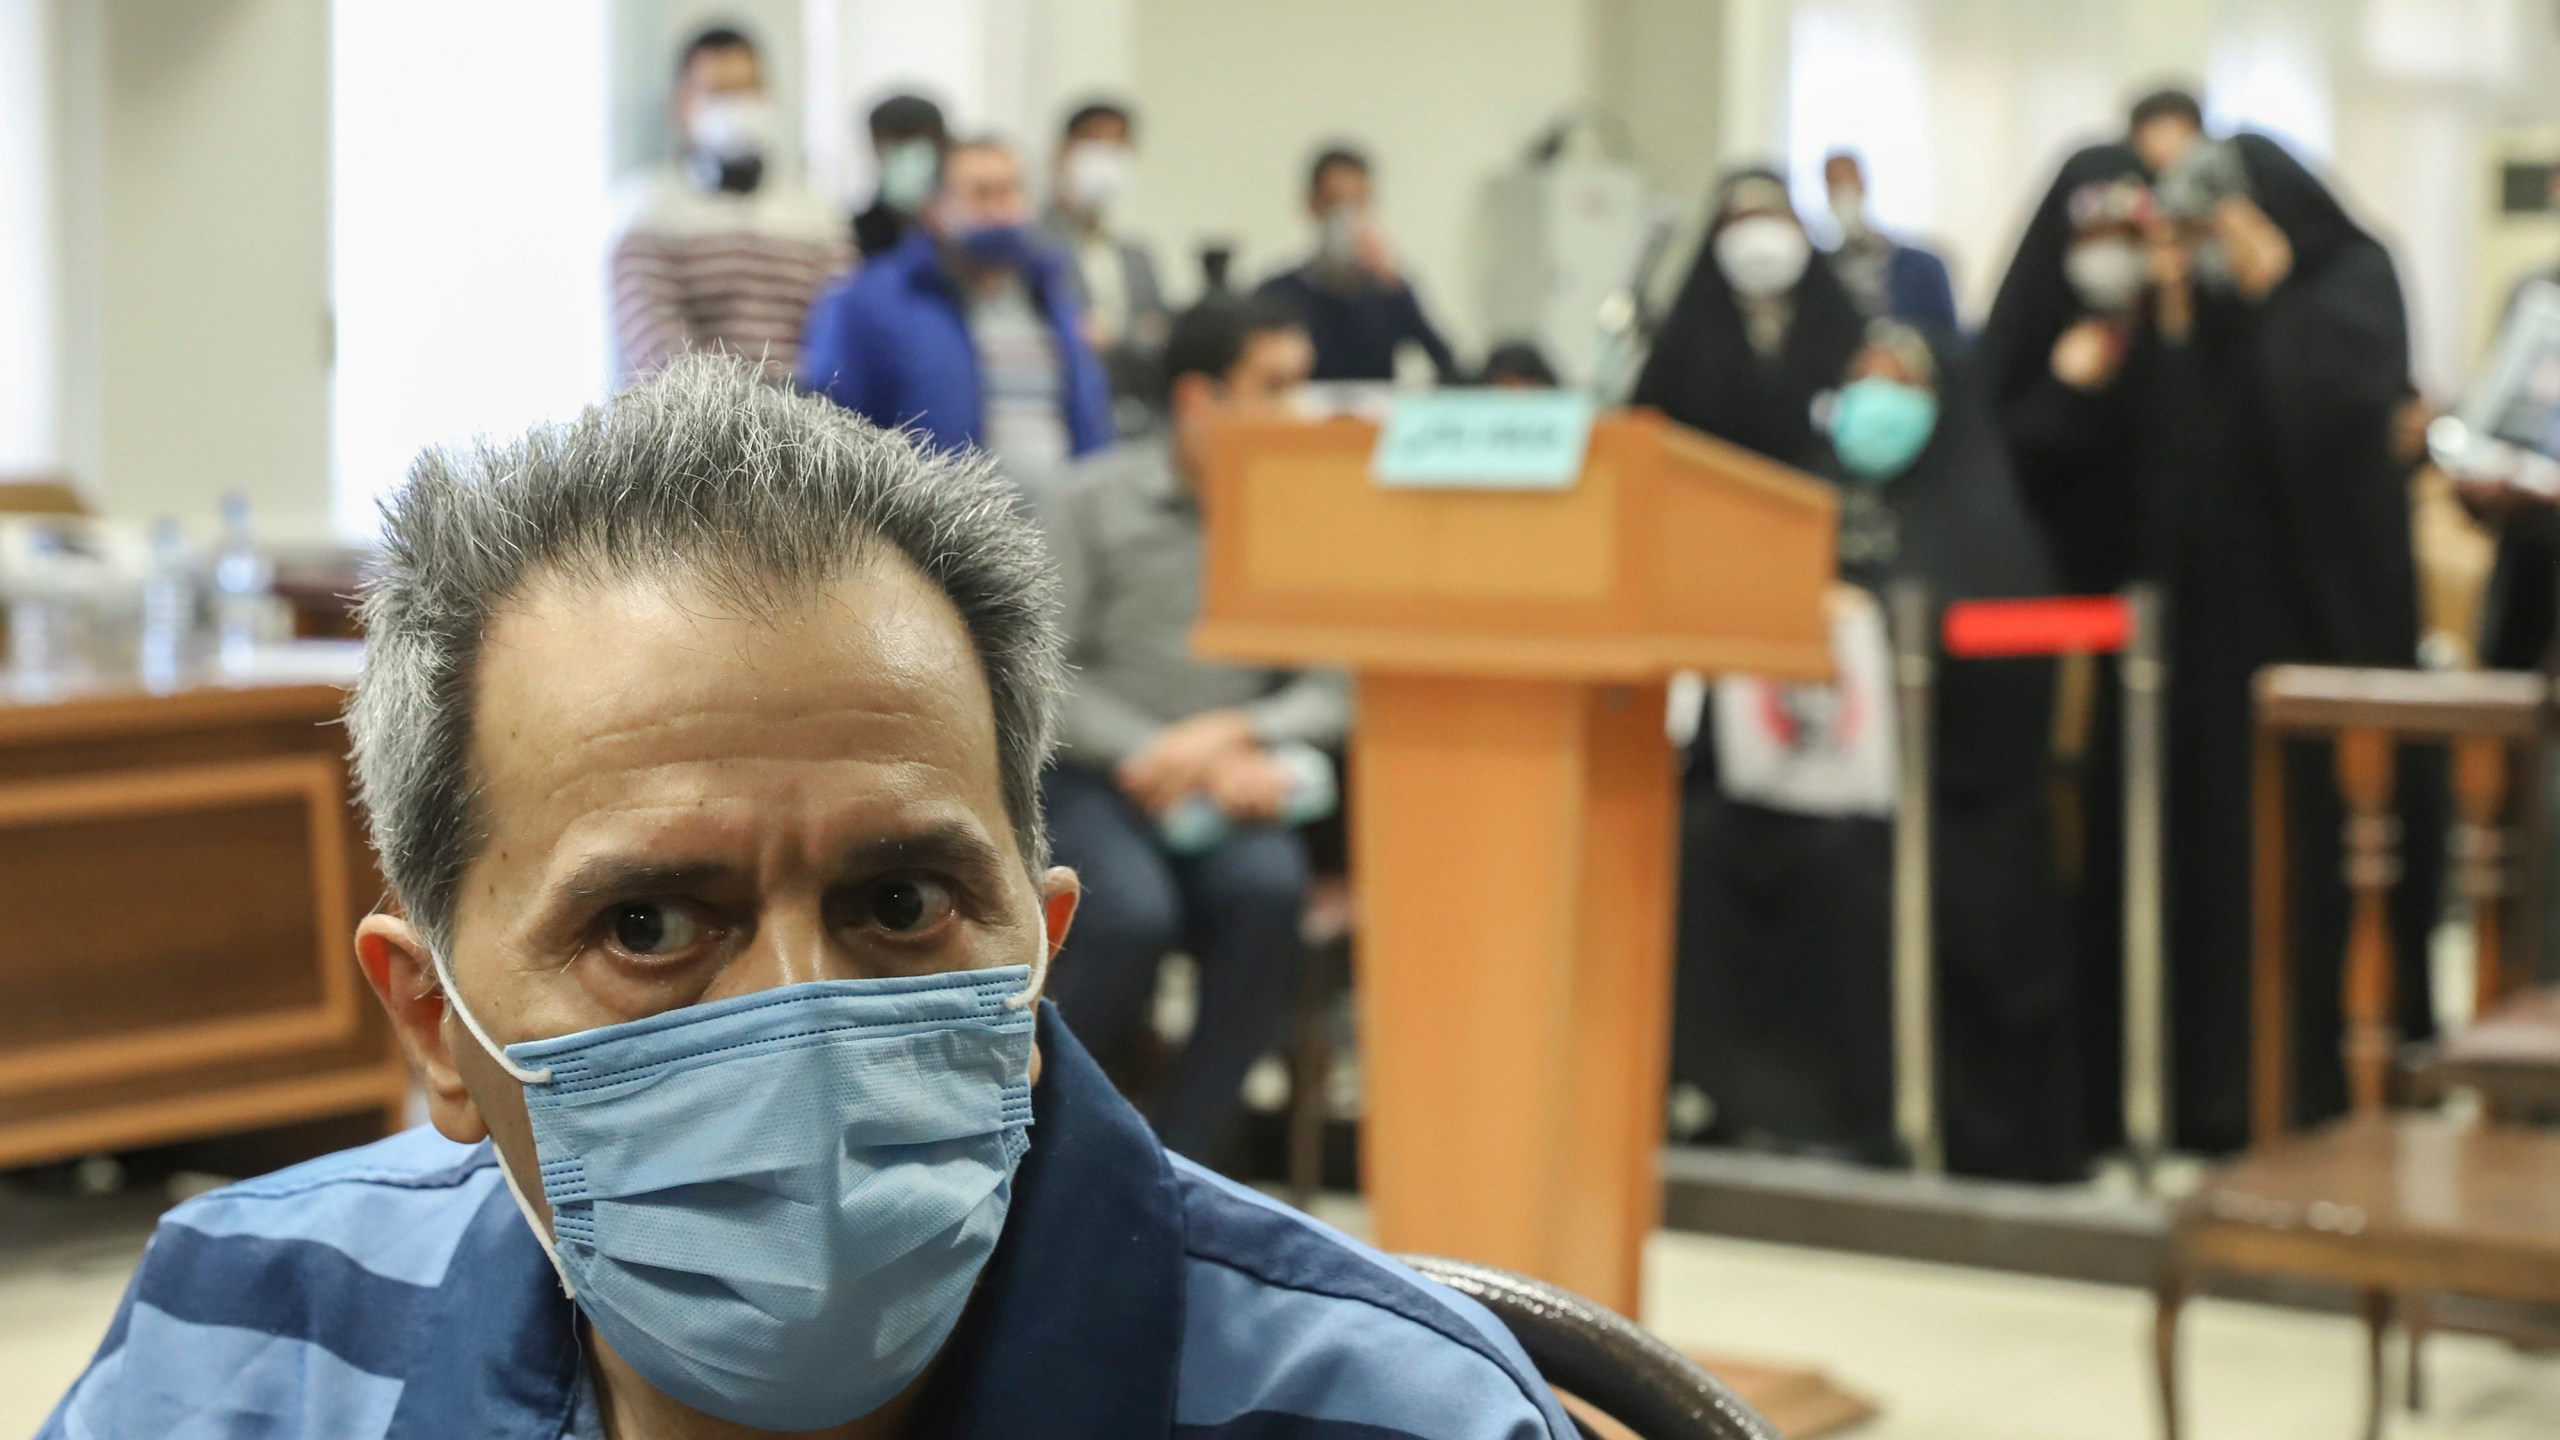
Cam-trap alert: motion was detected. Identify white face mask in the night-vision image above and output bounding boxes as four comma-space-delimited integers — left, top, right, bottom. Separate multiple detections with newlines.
1060, 141, 1133, 215
2065, 237, 2148, 314
1828, 185, 1870, 240
688, 95, 776, 162
1715, 215, 1813, 299
1317, 206, 1364, 268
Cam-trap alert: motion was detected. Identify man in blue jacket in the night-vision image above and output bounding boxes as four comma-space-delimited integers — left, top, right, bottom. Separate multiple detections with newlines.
800, 138, 1113, 489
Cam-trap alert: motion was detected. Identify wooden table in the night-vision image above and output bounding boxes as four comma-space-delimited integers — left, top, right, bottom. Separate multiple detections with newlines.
0, 675, 406, 1169
2161, 1114, 2560, 1437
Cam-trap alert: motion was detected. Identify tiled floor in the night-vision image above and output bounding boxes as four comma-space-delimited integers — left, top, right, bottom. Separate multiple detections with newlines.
1642, 1232, 2560, 1440
0, 1222, 147, 1436
5, 1187, 2557, 1438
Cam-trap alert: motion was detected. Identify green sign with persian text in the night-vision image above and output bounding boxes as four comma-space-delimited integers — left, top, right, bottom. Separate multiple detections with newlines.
1370, 391, 1595, 490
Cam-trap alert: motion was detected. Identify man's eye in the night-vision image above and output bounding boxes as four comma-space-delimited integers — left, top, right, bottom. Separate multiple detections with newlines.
608, 901, 704, 957
859, 876, 955, 935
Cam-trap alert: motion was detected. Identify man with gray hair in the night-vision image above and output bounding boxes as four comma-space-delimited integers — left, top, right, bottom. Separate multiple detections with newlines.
41, 358, 1573, 1440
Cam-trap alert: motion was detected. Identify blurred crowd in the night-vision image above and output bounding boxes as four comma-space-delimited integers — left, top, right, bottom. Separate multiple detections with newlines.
614, 27, 2510, 1184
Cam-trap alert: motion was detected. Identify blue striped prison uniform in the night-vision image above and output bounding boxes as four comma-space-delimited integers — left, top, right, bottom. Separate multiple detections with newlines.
42, 1006, 1575, 1440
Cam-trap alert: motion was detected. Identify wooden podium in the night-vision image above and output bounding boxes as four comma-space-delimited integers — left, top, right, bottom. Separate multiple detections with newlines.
1194, 409, 1835, 1314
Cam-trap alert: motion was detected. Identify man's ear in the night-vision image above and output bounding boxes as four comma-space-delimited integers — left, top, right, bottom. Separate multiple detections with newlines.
1168, 372, 1222, 431
1038, 866, 1082, 959
354, 914, 489, 1145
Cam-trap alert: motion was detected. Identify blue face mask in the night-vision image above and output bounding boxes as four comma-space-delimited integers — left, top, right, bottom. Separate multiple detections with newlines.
954, 222, 1034, 269
1829, 377, 1940, 483
444, 951, 1045, 1431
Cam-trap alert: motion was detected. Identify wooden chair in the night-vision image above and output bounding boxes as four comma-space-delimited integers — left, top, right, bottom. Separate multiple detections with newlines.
1287, 877, 1355, 1208
2412, 986, 2560, 1115
1405, 1255, 1781, 1440
2155, 665, 2560, 1440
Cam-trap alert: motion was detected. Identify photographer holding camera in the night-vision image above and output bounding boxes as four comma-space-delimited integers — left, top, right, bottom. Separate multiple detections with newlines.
1981, 91, 2440, 1156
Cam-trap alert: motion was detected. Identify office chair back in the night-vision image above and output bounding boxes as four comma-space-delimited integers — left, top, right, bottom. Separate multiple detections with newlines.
1400, 1255, 1780, 1440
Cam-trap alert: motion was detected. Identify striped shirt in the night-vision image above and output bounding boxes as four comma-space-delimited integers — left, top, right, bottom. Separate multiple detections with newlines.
609, 172, 850, 387
969, 275, 1072, 482
40, 1007, 1573, 1440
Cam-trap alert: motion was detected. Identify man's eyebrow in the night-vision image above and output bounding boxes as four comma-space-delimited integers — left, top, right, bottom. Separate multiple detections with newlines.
833, 822, 1010, 876
552, 859, 736, 904
545, 825, 1009, 905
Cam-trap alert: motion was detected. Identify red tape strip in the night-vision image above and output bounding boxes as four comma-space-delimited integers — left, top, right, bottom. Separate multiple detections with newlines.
1942, 596, 2133, 658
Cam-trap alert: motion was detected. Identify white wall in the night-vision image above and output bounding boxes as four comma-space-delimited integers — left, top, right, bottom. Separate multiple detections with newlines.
1588, 0, 1726, 223
1123, 0, 1592, 355
58, 0, 332, 541
0, 0, 56, 475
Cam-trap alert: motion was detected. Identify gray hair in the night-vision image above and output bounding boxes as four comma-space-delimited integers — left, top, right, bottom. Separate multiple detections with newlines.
345, 355, 1063, 954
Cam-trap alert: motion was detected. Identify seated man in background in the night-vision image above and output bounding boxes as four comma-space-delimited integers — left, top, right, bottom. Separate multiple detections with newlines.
609, 26, 848, 386
801, 137, 1113, 492
1039, 98, 1171, 434
1037, 297, 1349, 1166
1256, 145, 1459, 384
41, 357, 1569, 1440
1476, 340, 1560, 388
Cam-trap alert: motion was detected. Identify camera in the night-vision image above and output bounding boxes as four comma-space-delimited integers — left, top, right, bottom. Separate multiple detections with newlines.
2154, 139, 2249, 222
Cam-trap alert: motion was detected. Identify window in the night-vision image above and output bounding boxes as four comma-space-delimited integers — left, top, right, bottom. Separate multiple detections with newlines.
331, 0, 612, 539
1785, 0, 1935, 243
0, 0, 56, 473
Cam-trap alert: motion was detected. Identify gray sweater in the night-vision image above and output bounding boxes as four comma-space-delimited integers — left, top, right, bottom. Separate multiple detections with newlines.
1035, 440, 1352, 766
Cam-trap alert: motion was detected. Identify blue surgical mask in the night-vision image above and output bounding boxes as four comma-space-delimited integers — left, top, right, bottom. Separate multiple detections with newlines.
1829, 377, 1939, 483
955, 221, 1034, 269
442, 947, 1046, 1431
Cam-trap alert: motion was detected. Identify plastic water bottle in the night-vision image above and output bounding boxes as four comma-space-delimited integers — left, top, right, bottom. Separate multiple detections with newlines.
5, 527, 101, 697
211, 492, 274, 675
138, 518, 197, 691
6, 589, 72, 694
1158, 742, 1340, 856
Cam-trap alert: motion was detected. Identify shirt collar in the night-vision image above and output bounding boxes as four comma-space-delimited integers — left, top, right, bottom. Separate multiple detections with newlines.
421, 1002, 1186, 1439
902, 1003, 1188, 1436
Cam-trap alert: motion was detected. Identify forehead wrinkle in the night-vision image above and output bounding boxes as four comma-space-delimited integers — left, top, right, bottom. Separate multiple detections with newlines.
528, 747, 970, 821
524, 691, 982, 779
467, 551, 1005, 864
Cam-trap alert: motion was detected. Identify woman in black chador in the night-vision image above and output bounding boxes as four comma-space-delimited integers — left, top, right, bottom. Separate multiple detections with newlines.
1668, 316, 2085, 1180
1977, 144, 2165, 1153
1634, 167, 1866, 469
1984, 132, 2440, 1154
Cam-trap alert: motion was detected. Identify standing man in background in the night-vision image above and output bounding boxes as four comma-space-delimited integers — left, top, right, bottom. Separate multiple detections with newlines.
1036, 296, 1346, 1166
1823, 150, 1961, 335
851, 93, 948, 260
608, 26, 848, 387
1257, 145, 1459, 383
1041, 99, 1171, 434
800, 139, 1113, 488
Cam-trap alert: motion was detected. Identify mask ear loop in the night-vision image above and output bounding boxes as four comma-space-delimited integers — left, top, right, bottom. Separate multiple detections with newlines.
1004, 909, 1052, 1012
431, 952, 553, 1085
431, 948, 577, 1297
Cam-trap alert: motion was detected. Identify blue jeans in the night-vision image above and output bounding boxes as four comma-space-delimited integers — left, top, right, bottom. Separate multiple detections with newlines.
1041, 763, 1309, 1163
